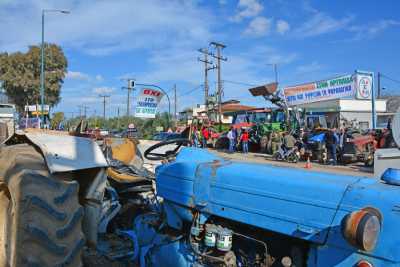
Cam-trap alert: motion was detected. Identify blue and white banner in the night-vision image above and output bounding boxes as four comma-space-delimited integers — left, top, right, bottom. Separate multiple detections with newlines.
134, 88, 164, 118
283, 72, 373, 106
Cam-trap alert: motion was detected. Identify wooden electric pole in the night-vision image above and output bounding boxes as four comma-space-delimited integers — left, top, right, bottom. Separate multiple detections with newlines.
209, 42, 227, 129
198, 48, 216, 111
99, 95, 110, 121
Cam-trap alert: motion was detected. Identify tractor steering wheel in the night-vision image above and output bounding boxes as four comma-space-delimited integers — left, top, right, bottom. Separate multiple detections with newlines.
144, 138, 191, 161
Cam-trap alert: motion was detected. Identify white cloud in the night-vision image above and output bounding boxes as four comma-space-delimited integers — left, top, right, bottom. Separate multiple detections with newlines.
349, 19, 400, 40
295, 61, 323, 75
294, 12, 353, 37
276, 19, 290, 35
93, 87, 114, 95
65, 71, 90, 81
95, 74, 104, 82
231, 0, 263, 22
243, 17, 272, 37
0, 0, 214, 55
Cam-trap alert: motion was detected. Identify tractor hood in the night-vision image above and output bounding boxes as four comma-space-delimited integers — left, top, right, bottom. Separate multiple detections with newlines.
156, 148, 362, 244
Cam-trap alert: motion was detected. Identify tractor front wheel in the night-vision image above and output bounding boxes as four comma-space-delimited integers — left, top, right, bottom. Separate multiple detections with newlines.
0, 144, 84, 267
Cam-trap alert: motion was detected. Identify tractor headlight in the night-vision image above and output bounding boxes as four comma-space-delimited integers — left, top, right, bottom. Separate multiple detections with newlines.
342, 207, 382, 252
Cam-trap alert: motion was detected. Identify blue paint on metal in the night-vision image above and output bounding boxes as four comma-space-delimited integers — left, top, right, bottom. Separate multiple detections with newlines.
153, 147, 400, 266
309, 133, 325, 142
117, 230, 139, 261
381, 168, 400, 185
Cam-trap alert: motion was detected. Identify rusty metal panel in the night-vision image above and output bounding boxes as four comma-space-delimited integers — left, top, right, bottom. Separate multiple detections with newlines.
249, 82, 278, 96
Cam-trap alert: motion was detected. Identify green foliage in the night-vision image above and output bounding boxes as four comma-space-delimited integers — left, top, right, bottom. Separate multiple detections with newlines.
64, 112, 173, 139
0, 44, 67, 112
51, 112, 64, 129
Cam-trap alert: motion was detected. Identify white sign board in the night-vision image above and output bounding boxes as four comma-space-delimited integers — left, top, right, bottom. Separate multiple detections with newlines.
355, 73, 373, 100
25, 105, 50, 112
134, 88, 164, 118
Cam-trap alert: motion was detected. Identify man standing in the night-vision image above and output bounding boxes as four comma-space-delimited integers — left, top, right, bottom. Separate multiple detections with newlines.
227, 127, 235, 153
326, 129, 339, 165
192, 126, 199, 147
282, 132, 296, 152
240, 129, 249, 153
201, 126, 209, 148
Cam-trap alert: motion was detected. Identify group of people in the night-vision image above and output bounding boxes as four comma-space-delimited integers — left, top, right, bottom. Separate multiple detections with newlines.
190, 123, 355, 164
227, 127, 249, 153
301, 127, 351, 165
191, 126, 211, 148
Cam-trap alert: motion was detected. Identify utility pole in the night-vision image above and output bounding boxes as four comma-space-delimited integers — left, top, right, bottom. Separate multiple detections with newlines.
198, 48, 216, 111
174, 84, 177, 121
117, 107, 120, 129
122, 79, 135, 117
82, 105, 89, 118
99, 95, 110, 121
377, 72, 381, 99
209, 42, 227, 129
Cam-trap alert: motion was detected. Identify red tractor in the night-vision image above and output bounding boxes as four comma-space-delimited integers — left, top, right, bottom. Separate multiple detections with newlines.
341, 128, 395, 166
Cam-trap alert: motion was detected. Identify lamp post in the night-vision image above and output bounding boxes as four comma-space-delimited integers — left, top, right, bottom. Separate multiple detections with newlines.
135, 83, 171, 127
267, 63, 278, 83
40, 9, 70, 128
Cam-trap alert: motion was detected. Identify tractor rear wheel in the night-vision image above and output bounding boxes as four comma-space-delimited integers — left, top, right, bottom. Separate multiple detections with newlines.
0, 144, 84, 267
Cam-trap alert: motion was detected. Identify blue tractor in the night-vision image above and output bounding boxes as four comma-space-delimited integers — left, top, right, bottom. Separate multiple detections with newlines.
121, 139, 398, 267
1, 114, 399, 266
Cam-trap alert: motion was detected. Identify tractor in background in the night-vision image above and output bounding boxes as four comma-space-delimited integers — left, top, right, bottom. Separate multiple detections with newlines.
1, 109, 400, 266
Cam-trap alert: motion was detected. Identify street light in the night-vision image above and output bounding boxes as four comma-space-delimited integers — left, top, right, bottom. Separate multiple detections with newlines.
266, 63, 278, 84
40, 9, 70, 128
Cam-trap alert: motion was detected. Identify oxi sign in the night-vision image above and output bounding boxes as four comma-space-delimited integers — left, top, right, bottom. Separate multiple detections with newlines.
134, 88, 164, 118
283, 71, 373, 106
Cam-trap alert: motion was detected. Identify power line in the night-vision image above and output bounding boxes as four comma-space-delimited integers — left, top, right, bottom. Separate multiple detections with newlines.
178, 84, 203, 97
223, 80, 258, 87
381, 73, 400, 85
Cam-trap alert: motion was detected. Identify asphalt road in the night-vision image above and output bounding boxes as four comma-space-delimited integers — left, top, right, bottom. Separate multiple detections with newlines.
210, 149, 374, 177
137, 140, 374, 178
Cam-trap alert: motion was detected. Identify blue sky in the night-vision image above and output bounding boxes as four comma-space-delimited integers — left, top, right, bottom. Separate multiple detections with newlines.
1, 0, 400, 118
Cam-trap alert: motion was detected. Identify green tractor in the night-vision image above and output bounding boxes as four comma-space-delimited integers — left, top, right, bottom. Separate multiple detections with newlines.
247, 83, 302, 154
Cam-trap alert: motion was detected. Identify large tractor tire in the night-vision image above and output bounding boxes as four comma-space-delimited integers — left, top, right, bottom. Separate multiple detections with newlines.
0, 144, 84, 267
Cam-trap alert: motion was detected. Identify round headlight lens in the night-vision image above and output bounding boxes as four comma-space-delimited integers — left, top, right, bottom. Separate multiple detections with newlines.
358, 213, 380, 251
342, 208, 382, 251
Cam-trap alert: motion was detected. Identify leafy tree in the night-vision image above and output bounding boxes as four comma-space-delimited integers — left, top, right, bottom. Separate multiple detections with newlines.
64, 112, 174, 139
51, 112, 64, 129
0, 44, 67, 112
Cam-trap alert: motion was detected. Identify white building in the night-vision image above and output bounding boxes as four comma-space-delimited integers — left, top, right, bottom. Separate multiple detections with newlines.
298, 99, 390, 129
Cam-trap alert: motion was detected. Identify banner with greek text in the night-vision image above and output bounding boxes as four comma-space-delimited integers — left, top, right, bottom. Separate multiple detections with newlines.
283, 74, 355, 106
134, 88, 164, 118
